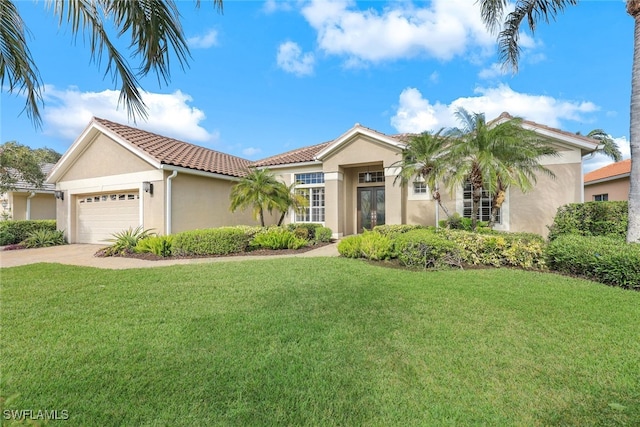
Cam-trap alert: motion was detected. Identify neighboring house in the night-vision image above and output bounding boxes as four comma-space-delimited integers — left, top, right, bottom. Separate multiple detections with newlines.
1, 163, 56, 221
49, 115, 599, 243
253, 115, 599, 238
47, 118, 256, 244
584, 159, 631, 202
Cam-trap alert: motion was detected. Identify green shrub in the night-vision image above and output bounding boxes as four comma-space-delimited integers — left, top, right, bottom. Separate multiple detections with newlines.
22, 229, 66, 248
0, 220, 57, 245
315, 227, 333, 243
287, 223, 323, 239
547, 201, 628, 241
105, 226, 155, 256
173, 227, 250, 256
437, 229, 546, 269
251, 228, 308, 250
359, 230, 393, 260
373, 224, 424, 237
293, 227, 309, 240
337, 235, 362, 259
135, 235, 173, 257
394, 229, 462, 269
439, 213, 488, 231
546, 235, 640, 289
232, 225, 267, 240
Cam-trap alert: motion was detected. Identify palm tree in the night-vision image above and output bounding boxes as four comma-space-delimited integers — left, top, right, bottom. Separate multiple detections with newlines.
275, 182, 309, 227
1, 0, 223, 126
230, 168, 283, 227
478, 0, 638, 242
585, 129, 623, 162
446, 108, 556, 230
393, 130, 454, 219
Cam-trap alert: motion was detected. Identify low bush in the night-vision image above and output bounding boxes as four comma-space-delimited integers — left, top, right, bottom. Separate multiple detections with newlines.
439, 213, 489, 231
547, 201, 628, 241
173, 227, 250, 256
437, 229, 546, 269
22, 229, 66, 248
315, 227, 333, 243
394, 229, 462, 269
104, 226, 155, 256
546, 235, 640, 289
337, 235, 362, 259
135, 235, 173, 257
251, 228, 308, 250
287, 223, 323, 239
373, 224, 424, 237
359, 230, 393, 260
0, 220, 57, 245
293, 227, 310, 240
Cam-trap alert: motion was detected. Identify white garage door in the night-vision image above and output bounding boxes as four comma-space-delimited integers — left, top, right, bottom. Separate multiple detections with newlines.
77, 192, 140, 244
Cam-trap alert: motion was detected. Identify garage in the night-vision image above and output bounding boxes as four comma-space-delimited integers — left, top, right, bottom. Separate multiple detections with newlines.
76, 191, 140, 244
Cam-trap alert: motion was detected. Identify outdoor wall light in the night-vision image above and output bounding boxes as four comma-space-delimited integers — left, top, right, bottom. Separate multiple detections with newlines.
54, 191, 64, 201
1, 199, 8, 208
143, 181, 153, 195
364, 171, 372, 183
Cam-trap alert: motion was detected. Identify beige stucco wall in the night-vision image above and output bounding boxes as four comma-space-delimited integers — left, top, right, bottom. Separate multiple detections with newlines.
58, 133, 154, 182
584, 177, 630, 201
144, 177, 166, 235
170, 173, 257, 233
6, 192, 56, 220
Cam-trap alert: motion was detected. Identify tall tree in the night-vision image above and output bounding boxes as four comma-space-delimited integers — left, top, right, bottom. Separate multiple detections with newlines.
393, 130, 454, 218
276, 182, 308, 227
446, 108, 556, 230
478, 0, 639, 242
0, 141, 61, 192
230, 168, 285, 227
1, 0, 223, 126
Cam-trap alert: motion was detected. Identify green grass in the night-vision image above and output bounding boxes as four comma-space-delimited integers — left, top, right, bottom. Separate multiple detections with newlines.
2, 258, 639, 426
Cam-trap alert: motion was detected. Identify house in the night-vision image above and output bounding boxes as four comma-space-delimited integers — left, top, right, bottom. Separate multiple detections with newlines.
1, 163, 56, 221
253, 115, 599, 238
584, 159, 631, 201
49, 114, 599, 243
47, 118, 256, 244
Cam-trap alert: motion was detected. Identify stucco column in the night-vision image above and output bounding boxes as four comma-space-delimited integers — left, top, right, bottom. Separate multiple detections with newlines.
384, 166, 403, 225
324, 171, 343, 238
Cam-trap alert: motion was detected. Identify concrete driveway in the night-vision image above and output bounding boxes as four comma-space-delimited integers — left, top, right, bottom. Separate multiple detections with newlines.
0, 243, 339, 270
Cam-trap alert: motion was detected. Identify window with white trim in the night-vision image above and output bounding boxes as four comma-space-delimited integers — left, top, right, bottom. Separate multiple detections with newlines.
413, 181, 428, 194
463, 181, 500, 223
593, 194, 608, 201
294, 173, 325, 223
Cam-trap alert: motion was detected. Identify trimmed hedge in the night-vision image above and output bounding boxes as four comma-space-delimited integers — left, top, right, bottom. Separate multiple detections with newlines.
0, 220, 57, 245
394, 229, 461, 269
315, 227, 333, 243
547, 201, 628, 241
173, 227, 250, 256
287, 223, 324, 240
373, 224, 425, 237
251, 228, 307, 250
337, 235, 363, 259
545, 235, 640, 289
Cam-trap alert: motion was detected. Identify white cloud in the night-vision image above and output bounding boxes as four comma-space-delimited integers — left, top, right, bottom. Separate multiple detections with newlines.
478, 62, 508, 80
263, 0, 293, 14
242, 147, 262, 157
429, 71, 440, 84
391, 84, 599, 133
187, 29, 219, 49
42, 85, 218, 144
300, 0, 496, 65
277, 41, 315, 76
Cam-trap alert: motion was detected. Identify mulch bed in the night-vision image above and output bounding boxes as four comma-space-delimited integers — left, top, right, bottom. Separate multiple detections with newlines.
94, 242, 333, 261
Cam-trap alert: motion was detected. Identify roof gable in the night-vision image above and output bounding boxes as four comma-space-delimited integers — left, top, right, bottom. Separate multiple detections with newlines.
315, 124, 405, 160
49, 118, 251, 182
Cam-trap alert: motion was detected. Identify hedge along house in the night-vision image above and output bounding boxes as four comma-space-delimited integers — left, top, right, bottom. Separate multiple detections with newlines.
47, 118, 255, 244
253, 114, 600, 238
0, 163, 56, 221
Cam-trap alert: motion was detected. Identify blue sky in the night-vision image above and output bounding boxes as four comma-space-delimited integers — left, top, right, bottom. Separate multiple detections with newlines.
0, 0, 632, 172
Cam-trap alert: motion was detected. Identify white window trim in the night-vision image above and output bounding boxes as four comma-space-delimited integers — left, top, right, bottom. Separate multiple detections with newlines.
455, 185, 510, 231
408, 176, 431, 201
290, 172, 326, 225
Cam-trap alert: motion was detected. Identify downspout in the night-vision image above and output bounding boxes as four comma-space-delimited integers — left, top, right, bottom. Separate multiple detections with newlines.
26, 192, 36, 220
166, 170, 178, 235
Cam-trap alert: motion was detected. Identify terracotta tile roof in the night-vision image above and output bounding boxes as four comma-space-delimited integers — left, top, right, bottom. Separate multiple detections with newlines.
94, 117, 251, 178
584, 159, 631, 183
252, 141, 331, 167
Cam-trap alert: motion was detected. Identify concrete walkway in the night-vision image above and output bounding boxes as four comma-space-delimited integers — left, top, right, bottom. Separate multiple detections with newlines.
0, 243, 340, 270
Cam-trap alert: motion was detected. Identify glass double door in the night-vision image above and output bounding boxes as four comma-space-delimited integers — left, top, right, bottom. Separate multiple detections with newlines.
357, 186, 385, 233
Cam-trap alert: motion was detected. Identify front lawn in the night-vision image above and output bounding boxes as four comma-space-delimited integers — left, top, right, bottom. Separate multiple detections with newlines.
2, 259, 639, 425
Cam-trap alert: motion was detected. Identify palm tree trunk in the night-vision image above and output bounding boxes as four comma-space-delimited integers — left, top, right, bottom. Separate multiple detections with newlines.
432, 189, 451, 218
627, 0, 640, 243
259, 209, 265, 227
277, 212, 286, 227
472, 186, 482, 230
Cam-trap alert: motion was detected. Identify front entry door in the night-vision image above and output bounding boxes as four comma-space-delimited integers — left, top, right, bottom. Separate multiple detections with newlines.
357, 186, 385, 233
